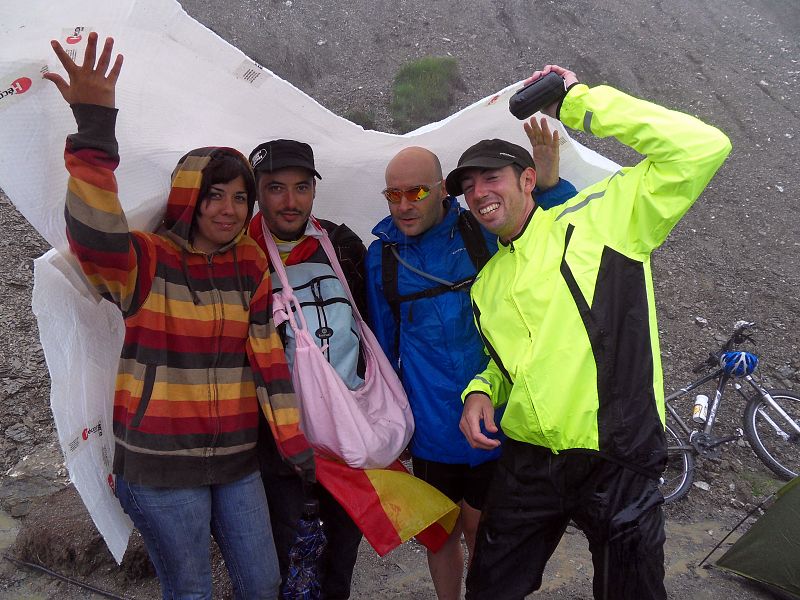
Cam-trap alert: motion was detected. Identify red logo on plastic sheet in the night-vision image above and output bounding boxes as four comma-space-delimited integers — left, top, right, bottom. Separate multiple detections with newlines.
487, 95, 500, 106
64, 27, 86, 45
107, 474, 115, 492
82, 423, 103, 440
11, 78, 32, 95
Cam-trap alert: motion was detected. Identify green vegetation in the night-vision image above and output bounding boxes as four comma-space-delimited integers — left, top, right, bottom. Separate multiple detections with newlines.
390, 56, 462, 133
740, 470, 782, 498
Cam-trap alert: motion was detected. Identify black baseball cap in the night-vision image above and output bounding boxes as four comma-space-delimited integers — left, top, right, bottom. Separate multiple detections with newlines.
445, 139, 535, 196
248, 139, 322, 179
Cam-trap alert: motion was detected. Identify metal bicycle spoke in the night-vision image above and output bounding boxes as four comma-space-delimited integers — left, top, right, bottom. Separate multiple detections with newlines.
660, 421, 695, 503
744, 389, 800, 480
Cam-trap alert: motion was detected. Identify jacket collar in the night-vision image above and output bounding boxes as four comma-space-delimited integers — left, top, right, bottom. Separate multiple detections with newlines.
498, 204, 538, 249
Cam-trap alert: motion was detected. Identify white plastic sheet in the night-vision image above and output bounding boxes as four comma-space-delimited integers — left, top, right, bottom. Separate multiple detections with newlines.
0, 0, 619, 563
31, 250, 132, 563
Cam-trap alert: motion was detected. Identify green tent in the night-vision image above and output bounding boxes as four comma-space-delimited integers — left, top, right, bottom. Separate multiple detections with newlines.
716, 476, 800, 599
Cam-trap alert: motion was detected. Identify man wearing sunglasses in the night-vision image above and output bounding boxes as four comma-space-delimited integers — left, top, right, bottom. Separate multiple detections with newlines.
365, 120, 576, 600
453, 65, 731, 600
247, 139, 366, 600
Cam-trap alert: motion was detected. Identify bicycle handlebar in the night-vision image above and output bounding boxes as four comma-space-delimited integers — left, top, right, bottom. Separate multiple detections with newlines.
691, 321, 756, 373
723, 320, 756, 351
732, 320, 756, 337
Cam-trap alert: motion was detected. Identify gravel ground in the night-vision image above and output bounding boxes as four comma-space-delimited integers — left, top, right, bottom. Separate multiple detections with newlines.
1, 0, 798, 597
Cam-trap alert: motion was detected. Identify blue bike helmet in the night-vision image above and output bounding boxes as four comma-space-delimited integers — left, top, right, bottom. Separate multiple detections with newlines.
720, 351, 758, 376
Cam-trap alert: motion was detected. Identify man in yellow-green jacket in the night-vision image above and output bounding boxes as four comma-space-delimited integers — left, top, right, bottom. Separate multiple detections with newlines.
450, 64, 731, 600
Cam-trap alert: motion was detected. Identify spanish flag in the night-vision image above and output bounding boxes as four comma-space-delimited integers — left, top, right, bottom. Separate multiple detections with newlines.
316, 456, 460, 556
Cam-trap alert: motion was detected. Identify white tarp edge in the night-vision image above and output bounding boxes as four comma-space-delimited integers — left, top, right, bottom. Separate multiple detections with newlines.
31, 249, 131, 562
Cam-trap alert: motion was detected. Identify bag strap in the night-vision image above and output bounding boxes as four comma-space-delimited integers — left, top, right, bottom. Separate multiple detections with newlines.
379, 211, 490, 359
381, 211, 490, 308
457, 210, 491, 271
263, 217, 367, 349
387, 243, 476, 301
380, 243, 402, 358
261, 220, 309, 335
316, 224, 366, 329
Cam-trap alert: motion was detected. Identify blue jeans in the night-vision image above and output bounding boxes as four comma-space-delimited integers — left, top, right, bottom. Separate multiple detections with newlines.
116, 471, 280, 600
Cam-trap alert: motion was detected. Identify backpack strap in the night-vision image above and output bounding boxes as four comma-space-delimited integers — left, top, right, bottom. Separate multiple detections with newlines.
380, 244, 471, 361
381, 243, 403, 360
380, 211, 491, 360
457, 210, 491, 271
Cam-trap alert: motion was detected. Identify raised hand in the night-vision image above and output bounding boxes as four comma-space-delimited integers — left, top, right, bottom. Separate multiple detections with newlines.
524, 116, 560, 190
523, 64, 579, 119
43, 31, 123, 108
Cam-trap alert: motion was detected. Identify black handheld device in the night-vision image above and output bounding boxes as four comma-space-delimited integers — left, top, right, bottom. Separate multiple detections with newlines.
508, 72, 566, 120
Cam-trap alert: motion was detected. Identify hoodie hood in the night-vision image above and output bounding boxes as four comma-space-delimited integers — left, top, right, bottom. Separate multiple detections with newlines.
160, 147, 256, 253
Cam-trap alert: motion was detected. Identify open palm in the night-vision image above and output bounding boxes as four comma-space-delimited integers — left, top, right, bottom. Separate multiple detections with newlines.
43, 31, 123, 108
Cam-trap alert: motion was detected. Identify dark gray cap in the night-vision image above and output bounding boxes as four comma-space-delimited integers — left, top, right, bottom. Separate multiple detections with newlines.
445, 139, 534, 196
249, 139, 322, 179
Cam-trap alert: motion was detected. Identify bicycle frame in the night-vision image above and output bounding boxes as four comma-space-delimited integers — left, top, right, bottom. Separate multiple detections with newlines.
737, 376, 800, 439
664, 368, 727, 440
661, 322, 800, 501
665, 369, 800, 442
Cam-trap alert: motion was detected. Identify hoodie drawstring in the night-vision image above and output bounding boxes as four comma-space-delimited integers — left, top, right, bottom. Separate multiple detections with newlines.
181, 249, 201, 305
180, 246, 248, 310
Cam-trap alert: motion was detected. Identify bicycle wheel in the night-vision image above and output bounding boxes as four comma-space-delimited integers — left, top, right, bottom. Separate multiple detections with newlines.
660, 420, 695, 503
744, 388, 800, 480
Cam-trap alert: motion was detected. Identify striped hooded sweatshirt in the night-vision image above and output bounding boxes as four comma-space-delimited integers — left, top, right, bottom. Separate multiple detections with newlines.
63, 104, 311, 488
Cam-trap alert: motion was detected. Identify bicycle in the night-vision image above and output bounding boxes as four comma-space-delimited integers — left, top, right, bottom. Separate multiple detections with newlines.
660, 320, 800, 503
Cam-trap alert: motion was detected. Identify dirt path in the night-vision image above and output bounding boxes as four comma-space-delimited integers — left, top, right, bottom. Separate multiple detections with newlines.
0, 504, 772, 599
349, 515, 772, 599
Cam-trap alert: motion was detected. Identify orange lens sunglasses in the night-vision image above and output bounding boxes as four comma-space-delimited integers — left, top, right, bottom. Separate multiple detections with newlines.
382, 180, 442, 204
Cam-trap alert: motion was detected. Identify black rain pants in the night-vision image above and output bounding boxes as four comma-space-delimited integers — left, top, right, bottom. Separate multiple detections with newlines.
465, 439, 667, 600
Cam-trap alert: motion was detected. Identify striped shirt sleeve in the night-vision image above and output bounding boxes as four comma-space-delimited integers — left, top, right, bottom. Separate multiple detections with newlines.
63, 103, 153, 315
247, 269, 314, 471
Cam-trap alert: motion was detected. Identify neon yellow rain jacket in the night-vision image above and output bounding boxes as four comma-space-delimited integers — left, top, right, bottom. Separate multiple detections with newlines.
463, 83, 731, 474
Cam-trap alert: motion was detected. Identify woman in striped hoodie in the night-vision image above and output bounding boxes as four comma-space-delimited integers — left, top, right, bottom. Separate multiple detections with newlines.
45, 33, 312, 600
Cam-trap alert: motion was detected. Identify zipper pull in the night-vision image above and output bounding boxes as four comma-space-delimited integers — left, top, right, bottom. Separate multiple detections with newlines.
509, 241, 515, 253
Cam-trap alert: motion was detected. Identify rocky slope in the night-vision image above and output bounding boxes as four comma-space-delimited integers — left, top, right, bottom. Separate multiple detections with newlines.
0, 0, 798, 597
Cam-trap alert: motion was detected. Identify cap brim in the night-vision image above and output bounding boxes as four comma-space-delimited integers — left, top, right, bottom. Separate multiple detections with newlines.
252, 157, 322, 179
445, 156, 515, 196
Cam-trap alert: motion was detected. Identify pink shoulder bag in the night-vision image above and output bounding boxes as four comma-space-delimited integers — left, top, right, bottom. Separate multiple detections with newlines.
263, 223, 414, 469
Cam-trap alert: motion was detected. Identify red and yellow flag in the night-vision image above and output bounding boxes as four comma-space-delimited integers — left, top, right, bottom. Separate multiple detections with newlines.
316, 456, 460, 556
